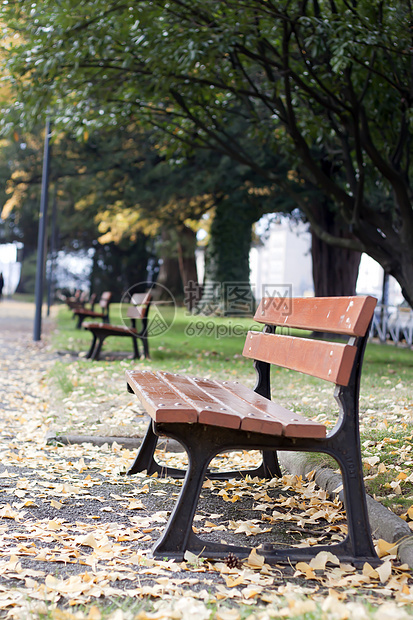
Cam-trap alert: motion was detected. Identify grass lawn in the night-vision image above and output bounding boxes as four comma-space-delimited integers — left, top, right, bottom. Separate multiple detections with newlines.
50, 303, 413, 520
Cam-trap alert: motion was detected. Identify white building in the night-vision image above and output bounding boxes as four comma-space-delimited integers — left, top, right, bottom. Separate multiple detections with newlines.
0, 243, 22, 296
250, 219, 313, 300
250, 217, 403, 306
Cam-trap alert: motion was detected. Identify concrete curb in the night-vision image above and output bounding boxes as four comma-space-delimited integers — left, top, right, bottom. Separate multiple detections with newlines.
279, 452, 413, 569
45, 432, 185, 453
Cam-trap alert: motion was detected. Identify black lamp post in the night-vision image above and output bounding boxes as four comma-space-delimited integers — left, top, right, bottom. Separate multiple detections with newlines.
33, 118, 51, 341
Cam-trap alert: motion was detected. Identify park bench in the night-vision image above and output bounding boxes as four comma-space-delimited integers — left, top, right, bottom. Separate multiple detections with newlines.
126, 295, 379, 567
84, 292, 152, 361
73, 291, 112, 329
67, 292, 97, 313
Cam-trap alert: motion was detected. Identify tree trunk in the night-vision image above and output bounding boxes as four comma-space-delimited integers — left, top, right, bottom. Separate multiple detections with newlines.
311, 206, 361, 297
198, 198, 257, 316
176, 224, 199, 309
155, 229, 183, 300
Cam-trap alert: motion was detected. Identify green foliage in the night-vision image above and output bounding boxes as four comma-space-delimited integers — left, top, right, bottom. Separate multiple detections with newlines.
16, 251, 37, 294
1, 0, 412, 302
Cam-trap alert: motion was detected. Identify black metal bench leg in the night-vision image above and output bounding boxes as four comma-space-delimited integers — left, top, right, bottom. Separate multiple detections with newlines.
141, 336, 150, 359
132, 337, 140, 360
139, 316, 150, 359
340, 460, 378, 566
259, 450, 282, 478
151, 439, 213, 560
127, 423, 281, 480
86, 333, 97, 359
127, 422, 281, 480
91, 335, 106, 361
76, 315, 85, 329
127, 422, 186, 478
329, 382, 379, 566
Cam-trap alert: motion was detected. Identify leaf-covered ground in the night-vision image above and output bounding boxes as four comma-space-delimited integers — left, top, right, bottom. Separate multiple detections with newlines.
0, 303, 412, 619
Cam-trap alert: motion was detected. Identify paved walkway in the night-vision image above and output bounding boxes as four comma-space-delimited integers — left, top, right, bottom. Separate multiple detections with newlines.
0, 298, 56, 336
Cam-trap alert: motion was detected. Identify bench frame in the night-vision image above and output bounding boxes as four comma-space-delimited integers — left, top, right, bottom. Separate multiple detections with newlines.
126, 296, 380, 567
85, 293, 152, 361
74, 292, 112, 329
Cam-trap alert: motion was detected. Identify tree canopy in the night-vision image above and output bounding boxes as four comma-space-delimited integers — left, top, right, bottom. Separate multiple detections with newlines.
1, 0, 412, 302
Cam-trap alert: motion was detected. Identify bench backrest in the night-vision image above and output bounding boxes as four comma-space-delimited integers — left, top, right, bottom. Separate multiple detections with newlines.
99, 291, 112, 309
243, 296, 377, 386
127, 292, 152, 319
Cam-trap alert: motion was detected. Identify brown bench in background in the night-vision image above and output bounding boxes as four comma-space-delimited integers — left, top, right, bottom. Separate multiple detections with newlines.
67, 292, 97, 314
84, 292, 152, 361
126, 295, 379, 567
73, 291, 112, 329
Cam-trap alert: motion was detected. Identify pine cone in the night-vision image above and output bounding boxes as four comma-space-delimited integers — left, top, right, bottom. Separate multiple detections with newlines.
224, 552, 242, 569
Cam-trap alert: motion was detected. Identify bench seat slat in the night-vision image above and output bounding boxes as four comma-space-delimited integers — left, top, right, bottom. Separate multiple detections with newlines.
160, 372, 244, 429
85, 323, 138, 335
127, 371, 198, 423
243, 332, 356, 385
215, 380, 326, 438
255, 295, 376, 336
186, 376, 283, 435
76, 309, 107, 318
126, 371, 326, 439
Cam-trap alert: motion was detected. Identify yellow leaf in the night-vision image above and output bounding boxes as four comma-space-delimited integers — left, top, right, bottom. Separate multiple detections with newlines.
295, 562, 316, 580
45, 575, 59, 588
224, 575, 245, 588
184, 550, 201, 565
289, 600, 317, 614
376, 560, 392, 583
246, 548, 265, 569
127, 500, 145, 510
50, 500, 63, 509
20, 500, 37, 507
376, 539, 398, 558
76, 533, 99, 549
407, 506, 413, 520
216, 609, 241, 620
87, 606, 102, 620
362, 562, 379, 579
0, 503, 22, 519
397, 472, 408, 480
364, 456, 380, 468
309, 551, 340, 570
242, 585, 263, 599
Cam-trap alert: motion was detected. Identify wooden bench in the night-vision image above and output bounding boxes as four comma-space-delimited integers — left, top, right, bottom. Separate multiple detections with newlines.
73, 291, 112, 329
84, 292, 152, 361
67, 292, 97, 314
126, 295, 379, 567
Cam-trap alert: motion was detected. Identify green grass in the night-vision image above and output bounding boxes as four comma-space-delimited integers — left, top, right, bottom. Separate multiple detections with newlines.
52, 304, 263, 381
33, 595, 397, 620
9, 292, 36, 303
48, 361, 77, 395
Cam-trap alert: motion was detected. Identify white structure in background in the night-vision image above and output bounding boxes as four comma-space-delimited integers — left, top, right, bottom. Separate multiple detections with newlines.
356, 253, 403, 306
53, 250, 94, 291
250, 217, 404, 306
0, 243, 22, 295
250, 219, 313, 300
